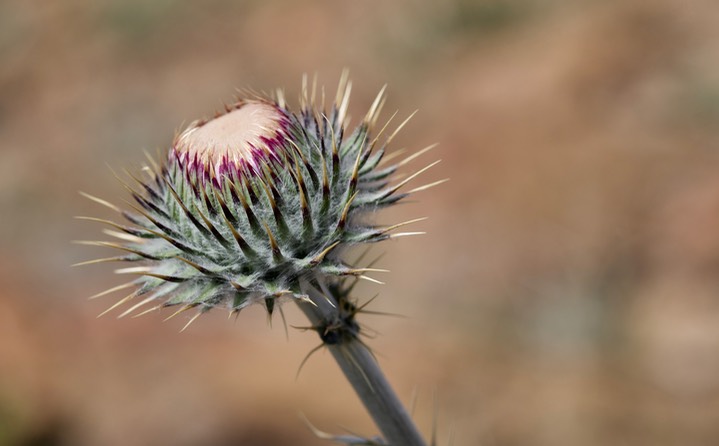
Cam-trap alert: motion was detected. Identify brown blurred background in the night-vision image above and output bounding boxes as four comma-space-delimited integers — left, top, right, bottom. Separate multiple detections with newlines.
2, 0, 719, 445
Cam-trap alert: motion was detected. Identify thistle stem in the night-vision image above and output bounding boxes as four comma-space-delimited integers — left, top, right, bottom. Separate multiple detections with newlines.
298, 279, 427, 446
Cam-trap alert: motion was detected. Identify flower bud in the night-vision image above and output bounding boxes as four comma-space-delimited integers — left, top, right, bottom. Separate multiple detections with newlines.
78, 76, 440, 326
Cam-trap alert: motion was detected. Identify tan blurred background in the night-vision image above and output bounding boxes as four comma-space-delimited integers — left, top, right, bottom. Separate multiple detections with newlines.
2, 0, 719, 444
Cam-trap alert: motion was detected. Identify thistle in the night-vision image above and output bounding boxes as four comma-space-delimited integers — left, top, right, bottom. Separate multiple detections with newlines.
77, 73, 443, 446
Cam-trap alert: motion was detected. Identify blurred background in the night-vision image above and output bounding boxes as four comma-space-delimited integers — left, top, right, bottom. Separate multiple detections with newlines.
2, 0, 719, 444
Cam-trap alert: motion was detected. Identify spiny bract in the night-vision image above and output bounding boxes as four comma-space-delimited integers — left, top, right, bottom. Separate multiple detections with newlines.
77, 74, 442, 327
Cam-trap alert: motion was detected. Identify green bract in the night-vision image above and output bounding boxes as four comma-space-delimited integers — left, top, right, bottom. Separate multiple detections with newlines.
78, 76, 439, 326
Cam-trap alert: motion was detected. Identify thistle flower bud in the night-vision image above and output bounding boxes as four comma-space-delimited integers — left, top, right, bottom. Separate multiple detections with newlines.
78, 75, 441, 326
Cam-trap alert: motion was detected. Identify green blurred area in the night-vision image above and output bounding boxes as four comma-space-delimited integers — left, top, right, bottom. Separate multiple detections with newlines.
2, 0, 719, 445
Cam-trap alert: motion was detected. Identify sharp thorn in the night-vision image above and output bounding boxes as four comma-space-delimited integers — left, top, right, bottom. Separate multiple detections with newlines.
97, 292, 136, 317
364, 84, 387, 124
310, 241, 340, 265
378, 147, 407, 166
359, 309, 407, 318
358, 275, 385, 285
101, 228, 143, 243
385, 110, 418, 146
355, 294, 380, 313
117, 295, 156, 318
73, 216, 145, 237
132, 304, 162, 318
79, 191, 121, 213
142, 272, 188, 283
114, 266, 151, 274
379, 216, 428, 234
263, 221, 284, 261
295, 294, 317, 307
180, 311, 203, 332
408, 178, 449, 194
229, 281, 247, 291
390, 159, 442, 193
296, 343, 324, 380
174, 256, 216, 276
398, 143, 440, 167
278, 305, 289, 341
88, 281, 135, 300
72, 257, 126, 267
349, 268, 390, 274
299, 412, 334, 440
142, 149, 160, 173
389, 231, 426, 239
73, 240, 159, 260
336, 191, 358, 231
368, 109, 398, 151
163, 304, 196, 322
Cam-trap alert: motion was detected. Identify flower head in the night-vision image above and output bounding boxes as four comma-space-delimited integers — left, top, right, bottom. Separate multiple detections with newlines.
174, 100, 291, 181
78, 75, 441, 326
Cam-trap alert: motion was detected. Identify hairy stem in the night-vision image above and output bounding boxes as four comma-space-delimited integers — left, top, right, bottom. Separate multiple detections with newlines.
298, 278, 427, 446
